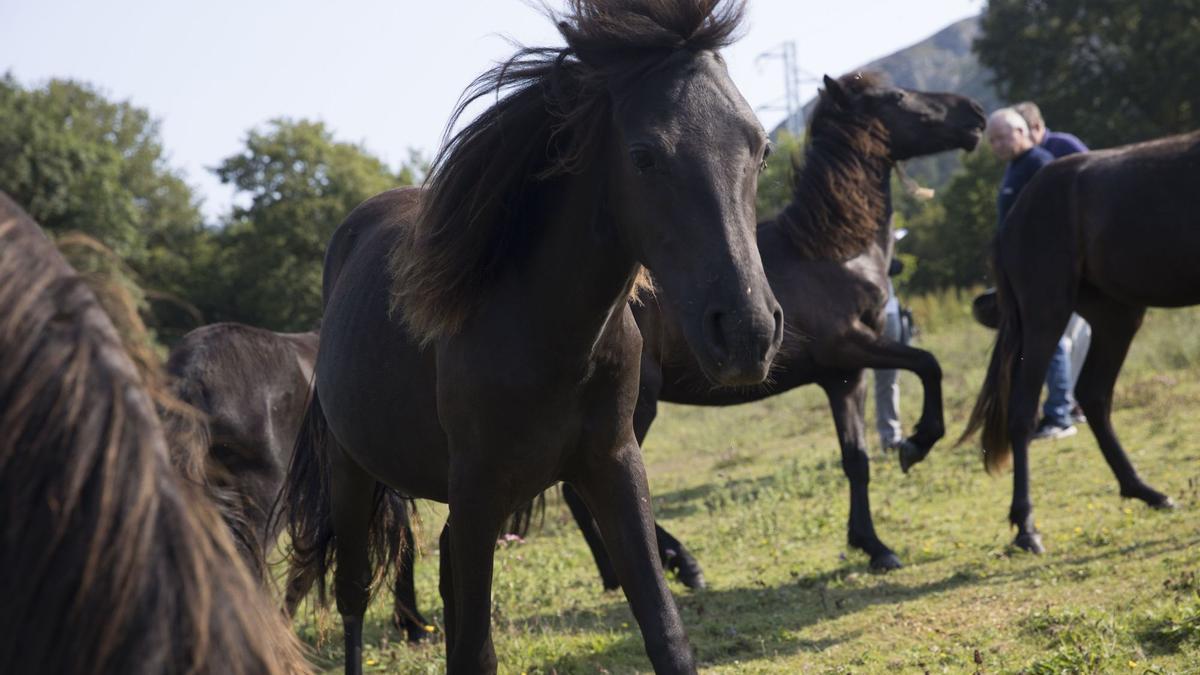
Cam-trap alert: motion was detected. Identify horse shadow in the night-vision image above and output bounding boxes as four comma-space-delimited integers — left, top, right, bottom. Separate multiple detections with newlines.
518, 527, 1200, 670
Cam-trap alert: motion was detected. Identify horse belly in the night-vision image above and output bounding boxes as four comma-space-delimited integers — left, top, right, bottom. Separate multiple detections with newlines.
1087, 235, 1200, 307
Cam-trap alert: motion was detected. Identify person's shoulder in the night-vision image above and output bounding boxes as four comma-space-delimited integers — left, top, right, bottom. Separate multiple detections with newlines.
1044, 130, 1089, 155
1024, 145, 1055, 168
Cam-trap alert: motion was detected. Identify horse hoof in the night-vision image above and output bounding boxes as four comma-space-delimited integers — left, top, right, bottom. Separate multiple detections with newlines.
870, 552, 903, 572
1151, 495, 1178, 511
898, 440, 927, 473
1012, 531, 1045, 554
395, 616, 435, 644
668, 558, 707, 590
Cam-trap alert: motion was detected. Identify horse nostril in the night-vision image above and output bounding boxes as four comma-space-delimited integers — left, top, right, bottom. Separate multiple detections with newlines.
772, 307, 784, 347
703, 309, 730, 364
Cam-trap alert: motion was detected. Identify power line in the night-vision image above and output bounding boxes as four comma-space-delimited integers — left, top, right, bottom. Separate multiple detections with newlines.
755, 41, 818, 136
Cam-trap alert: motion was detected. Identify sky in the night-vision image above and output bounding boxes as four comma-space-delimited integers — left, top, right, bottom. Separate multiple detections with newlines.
1, 0, 982, 221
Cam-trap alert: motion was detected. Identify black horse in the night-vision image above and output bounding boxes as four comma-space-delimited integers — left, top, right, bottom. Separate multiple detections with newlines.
280, 2, 782, 673
0, 193, 307, 674
560, 72, 986, 581
962, 129, 1200, 552
165, 323, 433, 641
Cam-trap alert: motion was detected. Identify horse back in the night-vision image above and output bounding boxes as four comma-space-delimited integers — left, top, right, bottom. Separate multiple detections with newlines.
1046, 132, 1200, 307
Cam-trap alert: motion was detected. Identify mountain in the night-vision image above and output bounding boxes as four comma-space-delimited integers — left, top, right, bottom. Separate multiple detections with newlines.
772, 15, 999, 188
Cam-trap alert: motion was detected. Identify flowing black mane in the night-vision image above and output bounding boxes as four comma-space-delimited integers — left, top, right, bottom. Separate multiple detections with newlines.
390, 0, 747, 341
777, 71, 892, 260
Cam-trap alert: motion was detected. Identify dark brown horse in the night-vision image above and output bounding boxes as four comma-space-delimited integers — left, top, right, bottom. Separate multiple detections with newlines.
0, 193, 308, 674
559, 72, 986, 580
165, 323, 433, 641
280, 1, 782, 673
962, 130, 1200, 553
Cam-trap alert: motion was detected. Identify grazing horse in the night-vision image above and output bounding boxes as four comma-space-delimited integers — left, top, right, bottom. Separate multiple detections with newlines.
962, 129, 1200, 553
280, 1, 782, 673
0, 193, 307, 674
559, 72, 986, 580
164, 323, 432, 641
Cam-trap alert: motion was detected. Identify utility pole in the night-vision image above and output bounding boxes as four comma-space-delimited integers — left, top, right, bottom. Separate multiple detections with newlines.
756, 41, 815, 137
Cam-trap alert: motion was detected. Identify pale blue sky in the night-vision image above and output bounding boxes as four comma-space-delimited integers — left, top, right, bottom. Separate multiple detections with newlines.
1, 0, 981, 221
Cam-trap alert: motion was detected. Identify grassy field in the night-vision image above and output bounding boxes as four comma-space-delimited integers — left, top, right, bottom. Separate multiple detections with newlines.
292, 293, 1200, 673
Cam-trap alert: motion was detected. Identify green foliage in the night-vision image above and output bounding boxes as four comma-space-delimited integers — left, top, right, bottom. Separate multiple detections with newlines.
976, 0, 1200, 148
898, 145, 1004, 294
755, 131, 803, 220
209, 119, 420, 331
0, 74, 211, 337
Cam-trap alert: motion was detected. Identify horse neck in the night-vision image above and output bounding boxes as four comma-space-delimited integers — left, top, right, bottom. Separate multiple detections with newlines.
519, 167, 641, 355
779, 127, 895, 260
874, 167, 896, 256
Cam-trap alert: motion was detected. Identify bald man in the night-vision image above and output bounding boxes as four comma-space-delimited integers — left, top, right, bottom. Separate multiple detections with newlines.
987, 108, 1055, 229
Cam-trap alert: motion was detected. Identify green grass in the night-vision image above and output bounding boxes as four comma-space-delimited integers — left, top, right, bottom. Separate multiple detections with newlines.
291, 300, 1200, 673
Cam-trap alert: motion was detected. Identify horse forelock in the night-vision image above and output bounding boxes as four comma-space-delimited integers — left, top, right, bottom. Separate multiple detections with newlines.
776, 71, 893, 261
388, 0, 747, 343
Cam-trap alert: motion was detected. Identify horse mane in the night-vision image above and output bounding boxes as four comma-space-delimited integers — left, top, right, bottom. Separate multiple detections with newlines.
390, 0, 746, 341
0, 193, 308, 674
776, 71, 892, 260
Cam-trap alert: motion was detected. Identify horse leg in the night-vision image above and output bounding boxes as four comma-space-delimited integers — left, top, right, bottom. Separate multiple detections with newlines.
633, 366, 705, 590
393, 522, 432, 642
822, 374, 901, 570
330, 449, 380, 675
437, 522, 456, 657
566, 362, 705, 592
1075, 300, 1174, 509
569, 442, 696, 674
561, 483, 621, 590
1006, 322, 1070, 554
283, 560, 318, 618
827, 330, 944, 473
444, 478, 508, 673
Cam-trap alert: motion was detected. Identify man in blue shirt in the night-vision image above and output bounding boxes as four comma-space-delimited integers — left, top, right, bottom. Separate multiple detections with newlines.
989, 108, 1055, 229
986, 108, 1077, 440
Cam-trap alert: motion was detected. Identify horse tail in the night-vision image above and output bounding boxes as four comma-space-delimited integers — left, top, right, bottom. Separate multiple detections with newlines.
276, 389, 409, 610
504, 491, 548, 539
958, 251, 1021, 474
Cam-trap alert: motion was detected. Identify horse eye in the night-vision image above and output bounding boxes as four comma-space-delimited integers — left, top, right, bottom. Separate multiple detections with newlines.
630, 148, 656, 171
760, 143, 772, 171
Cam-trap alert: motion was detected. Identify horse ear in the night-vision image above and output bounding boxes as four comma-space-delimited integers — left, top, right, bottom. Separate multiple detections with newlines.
821, 74, 851, 109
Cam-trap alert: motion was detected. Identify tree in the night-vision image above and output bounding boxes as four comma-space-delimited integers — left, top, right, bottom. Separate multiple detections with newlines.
211, 119, 421, 331
899, 145, 1005, 293
975, 1, 1200, 149
755, 131, 804, 219
0, 74, 212, 338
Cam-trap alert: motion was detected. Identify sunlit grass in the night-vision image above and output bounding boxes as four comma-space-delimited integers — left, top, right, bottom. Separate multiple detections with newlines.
292, 299, 1200, 673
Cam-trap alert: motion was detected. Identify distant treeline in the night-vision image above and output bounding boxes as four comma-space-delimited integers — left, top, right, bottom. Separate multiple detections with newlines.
0, 74, 425, 342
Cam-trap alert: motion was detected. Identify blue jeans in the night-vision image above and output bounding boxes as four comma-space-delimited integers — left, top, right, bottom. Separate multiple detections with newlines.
1043, 334, 1075, 426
